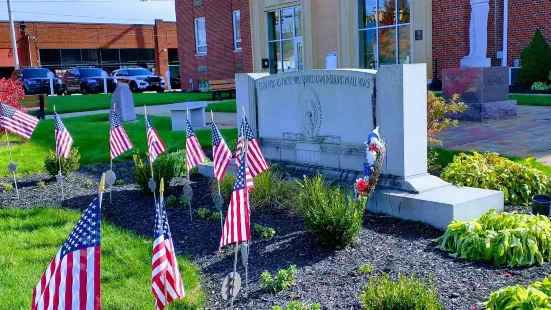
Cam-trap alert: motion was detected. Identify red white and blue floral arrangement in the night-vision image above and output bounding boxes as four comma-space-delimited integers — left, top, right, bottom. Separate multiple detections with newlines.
354, 127, 385, 197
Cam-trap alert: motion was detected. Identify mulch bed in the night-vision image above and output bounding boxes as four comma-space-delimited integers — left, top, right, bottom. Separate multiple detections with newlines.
1, 162, 549, 310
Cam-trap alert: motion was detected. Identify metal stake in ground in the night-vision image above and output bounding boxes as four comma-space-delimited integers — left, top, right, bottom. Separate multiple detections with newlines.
4, 130, 19, 199
211, 110, 225, 231
145, 105, 157, 206
159, 178, 170, 310
220, 242, 242, 310
106, 102, 118, 204
183, 174, 193, 221
53, 105, 64, 201
242, 105, 250, 298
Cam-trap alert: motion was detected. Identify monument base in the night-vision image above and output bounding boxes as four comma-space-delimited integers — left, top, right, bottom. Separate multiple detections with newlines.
460, 56, 491, 68
368, 185, 504, 230
456, 100, 517, 121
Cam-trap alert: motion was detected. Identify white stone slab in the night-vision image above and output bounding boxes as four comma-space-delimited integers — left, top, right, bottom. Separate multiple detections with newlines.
168, 101, 207, 130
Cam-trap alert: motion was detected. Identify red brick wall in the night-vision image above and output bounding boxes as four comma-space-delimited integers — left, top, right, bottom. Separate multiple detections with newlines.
175, 0, 252, 90
432, 0, 551, 80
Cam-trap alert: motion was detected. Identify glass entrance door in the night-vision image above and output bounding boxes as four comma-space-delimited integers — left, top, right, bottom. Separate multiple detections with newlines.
294, 37, 303, 71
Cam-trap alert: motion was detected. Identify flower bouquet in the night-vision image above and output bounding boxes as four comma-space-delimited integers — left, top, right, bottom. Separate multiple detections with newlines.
354, 127, 385, 198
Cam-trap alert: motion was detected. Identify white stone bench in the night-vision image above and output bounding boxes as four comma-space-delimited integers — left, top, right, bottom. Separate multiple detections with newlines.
168, 101, 208, 131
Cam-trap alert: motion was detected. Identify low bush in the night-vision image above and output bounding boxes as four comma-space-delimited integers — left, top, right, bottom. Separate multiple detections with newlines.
441, 151, 551, 205
132, 152, 177, 194
165, 195, 177, 208
358, 264, 374, 274
260, 265, 297, 293
271, 301, 321, 310
119, 167, 128, 173
484, 275, 551, 309
179, 195, 189, 205
254, 224, 276, 240
84, 179, 94, 189
36, 181, 46, 189
114, 179, 125, 186
437, 209, 551, 267
44, 148, 80, 177
214, 168, 299, 213
197, 208, 211, 219
518, 29, 551, 86
227, 139, 238, 154
211, 212, 221, 222
2, 183, 13, 192
359, 273, 442, 310
297, 174, 365, 249
531, 82, 551, 91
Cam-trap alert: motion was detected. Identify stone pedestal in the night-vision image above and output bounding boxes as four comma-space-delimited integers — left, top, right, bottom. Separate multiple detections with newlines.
111, 84, 136, 121
168, 101, 208, 130
443, 66, 517, 121
460, 56, 491, 68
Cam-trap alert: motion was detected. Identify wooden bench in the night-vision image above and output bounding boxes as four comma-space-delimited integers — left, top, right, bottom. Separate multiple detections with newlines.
209, 79, 235, 101
21, 94, 47, 120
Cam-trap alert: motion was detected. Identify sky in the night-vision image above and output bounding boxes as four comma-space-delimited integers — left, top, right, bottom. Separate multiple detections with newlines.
0, 0, 176, 25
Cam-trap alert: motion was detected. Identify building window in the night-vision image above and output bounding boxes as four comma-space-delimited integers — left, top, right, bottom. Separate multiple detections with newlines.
267, 6, 302, 73
358, 0, 411, 69
233, 10, 242, 50
194, 17, 207, 54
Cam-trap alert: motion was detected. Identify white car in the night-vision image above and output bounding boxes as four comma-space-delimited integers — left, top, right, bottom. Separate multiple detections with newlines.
111, 67, 166, 93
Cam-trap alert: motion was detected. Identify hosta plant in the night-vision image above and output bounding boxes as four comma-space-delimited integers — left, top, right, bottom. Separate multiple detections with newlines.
484, 275, 551, 309
436, 209, 551, 267
441, 151, 551, 205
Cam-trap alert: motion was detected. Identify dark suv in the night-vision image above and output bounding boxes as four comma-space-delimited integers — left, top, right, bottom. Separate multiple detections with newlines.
62, 67, 117, 94
11, 67, 63, 95
112, 67, 165, 93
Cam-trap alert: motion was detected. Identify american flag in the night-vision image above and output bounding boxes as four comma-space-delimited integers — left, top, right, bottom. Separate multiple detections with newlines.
185, 119, 206, 171
152, 200, 185, 310
211, 122, 232, 181
146, 115, 167, 163
54, 112, 73, 159
0, 102, 39, 140
235, 117, 269, 177
220, 154, 251, 249
109, 108, 133, 159
32, 197, 102, 310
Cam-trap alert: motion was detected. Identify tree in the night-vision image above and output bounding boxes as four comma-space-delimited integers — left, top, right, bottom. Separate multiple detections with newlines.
518, 29, 551, 86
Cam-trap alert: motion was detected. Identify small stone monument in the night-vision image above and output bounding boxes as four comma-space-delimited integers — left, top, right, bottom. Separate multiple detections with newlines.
111, 84, 136, 121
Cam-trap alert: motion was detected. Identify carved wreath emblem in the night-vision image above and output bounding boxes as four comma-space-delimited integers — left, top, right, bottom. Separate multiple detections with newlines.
297, 87, 322, 142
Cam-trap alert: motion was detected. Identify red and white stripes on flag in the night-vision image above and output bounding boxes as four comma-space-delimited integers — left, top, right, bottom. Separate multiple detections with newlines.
152, 201, 185, 310
185, 118, 206, 171
211, 121, 232, 181
0, 103, 39, 139
235, 116, 269, 177
220, 154, 251, 249
145, 115, 167, 163
32, 197, 102, 310
109, 108, 133, 159
54, 112, 73, 159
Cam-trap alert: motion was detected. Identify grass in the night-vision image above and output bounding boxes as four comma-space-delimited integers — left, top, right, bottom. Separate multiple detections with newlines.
0, 114, 238, 177
206, 100, 237, 113
435, 92, 551, 106
46, 92, 231, 115
0, 207, 203, 309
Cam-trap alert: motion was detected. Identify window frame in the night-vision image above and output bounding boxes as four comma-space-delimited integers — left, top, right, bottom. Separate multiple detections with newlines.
233, 10, 242, 51
266, 6, 302, 73
194, 17, 207, 55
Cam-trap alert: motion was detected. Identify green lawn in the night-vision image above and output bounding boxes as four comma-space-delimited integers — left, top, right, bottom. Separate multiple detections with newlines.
46, 92, 231, 115
206, 100, 237, 113
0, 208, 203, 309
0, 114, 238, 177
434, 92, 551, 106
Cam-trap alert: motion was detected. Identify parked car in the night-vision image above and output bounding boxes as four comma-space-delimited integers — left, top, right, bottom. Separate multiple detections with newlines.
61, 67, 117, 95
112, 67, 166, 93
11, 67, 63, 95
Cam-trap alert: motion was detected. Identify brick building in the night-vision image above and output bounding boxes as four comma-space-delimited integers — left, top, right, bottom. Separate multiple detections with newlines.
0, 20, 179, 84
175, 0, 251, 90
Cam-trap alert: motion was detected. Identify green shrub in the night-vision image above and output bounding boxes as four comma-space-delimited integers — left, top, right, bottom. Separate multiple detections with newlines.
84, 179, 94, 189
36, 181, 46, 189
114, 179, 125, 186
165, 195, 177, 208
179, 195, 189, 205
271, 301, 321, 310
440, 151, 551, 205
358, 264, 374, 274
437, 209, 551, 267
297, 174, 366, 248
484, 275, 551, 309
254, 224, 276, 240
132, 152, 177, 194
211, 212, 221, 222
227, 139, 238, 154
531, 82, 551, 91
44, 148, 80, 177
260, 265, 297, 293
197, 208, 211, 219
359, 273, 442, 310
518, 29, 551, 86
2, 183, 13, 192
214, 168, 299, 213
119, 167, 128, 173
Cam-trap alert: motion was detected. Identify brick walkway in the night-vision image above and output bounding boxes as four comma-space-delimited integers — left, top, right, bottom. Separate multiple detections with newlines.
437, 105, 551, 164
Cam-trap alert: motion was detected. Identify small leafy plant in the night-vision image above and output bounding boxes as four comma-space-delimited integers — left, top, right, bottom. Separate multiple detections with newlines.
254, 224, 276, 240
211, 212, 221, 222
197, 208, 211, 219
84, 179, 94, 189
133, 152, 177, 194
484, 275, 551, 309
358, 264, 374, 274
115, 179, 125, 186
119, 167, 128, 173
531, 82, 551, 91
2, 183, 13, 192
179, 196, 189, 205
358, 273, 442, 310
437, 209, 551, 267
260, 265, 297, 293
271, 301, 321, 310
441, 151, 551, 205
165, 195, 177, 208
36, 181, 46, 189
44, 148, 81, 177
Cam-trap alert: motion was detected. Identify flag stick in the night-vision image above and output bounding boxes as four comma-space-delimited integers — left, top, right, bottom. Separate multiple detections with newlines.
109, 103, 116, 204
186, 109, 193, 221
242, 105, 250, 298
4, 130, 19, 199
145, 105, 157, 206
212, 110, 224, 231
160, 178, 169, 309
54, 105, 64, 201
98, 172, 105, 200
230, 241, 239, 310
